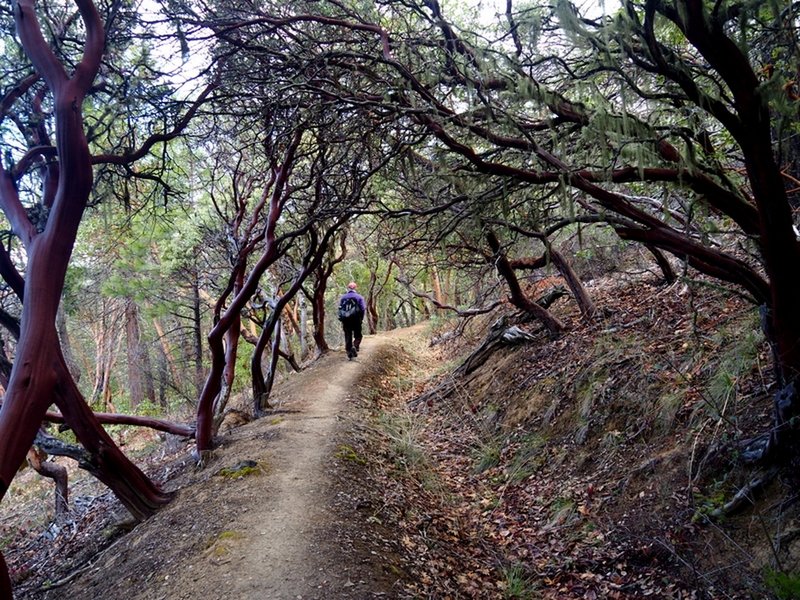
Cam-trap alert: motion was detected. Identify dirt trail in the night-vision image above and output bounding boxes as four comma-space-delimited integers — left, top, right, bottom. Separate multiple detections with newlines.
215, 349, 367, 598
186, 347, 369, 599
36, 329, 418, 600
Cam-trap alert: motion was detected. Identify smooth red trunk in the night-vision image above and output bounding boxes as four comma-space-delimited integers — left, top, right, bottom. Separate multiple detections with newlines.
311, 275, 330, 354
487, 232, 565, 334
195, 243, 282, 453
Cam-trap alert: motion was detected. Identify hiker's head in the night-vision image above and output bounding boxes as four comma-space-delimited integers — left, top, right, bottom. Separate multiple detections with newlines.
347, 281, 357, 290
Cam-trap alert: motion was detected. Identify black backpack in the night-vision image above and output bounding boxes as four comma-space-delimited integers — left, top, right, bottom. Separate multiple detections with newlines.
338, 296, 360, 321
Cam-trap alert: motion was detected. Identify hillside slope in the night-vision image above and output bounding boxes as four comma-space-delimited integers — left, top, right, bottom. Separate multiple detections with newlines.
348, 275, 792, 598
13, 330, 421, 599
6, 277, 796, 599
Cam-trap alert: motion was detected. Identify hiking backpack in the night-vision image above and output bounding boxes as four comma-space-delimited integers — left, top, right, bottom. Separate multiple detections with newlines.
338, 296, 360, 321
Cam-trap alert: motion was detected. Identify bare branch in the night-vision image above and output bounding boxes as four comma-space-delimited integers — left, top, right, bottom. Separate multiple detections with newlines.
13, 0, 69, 90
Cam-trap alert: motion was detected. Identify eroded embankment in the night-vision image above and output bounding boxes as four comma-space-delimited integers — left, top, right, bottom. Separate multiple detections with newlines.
345, 280, 781, 599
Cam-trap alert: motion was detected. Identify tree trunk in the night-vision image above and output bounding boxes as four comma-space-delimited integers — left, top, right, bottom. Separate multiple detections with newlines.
367, 296, 379, 334
299, 294, 308, 359
645, 244, 677, 283
366, 258, 393, 333
211, 323, 240, 428
196, 244, 283, 455
56, 304, 81, 383
487, 231, 565, 335
251, 317, 270, 414
211, 267, 244, 432
152, 318, 183, 392
283, 299, 301, 338
419, 297, 431, 320
0, 338, 11, 392
54, 356, 173, 519
262, 321, 283, 409
430, 263, 444, 306
405, 300, 413, 325
252, 231, 341, 416
366, 270, 379, 334
125, 299, 155, 409
26, 446, 69, 519
0, 240, 171, 596
90, 299, 121, 408
191, 273, 205, 396
0, 9, 174, 588
195, 129, 310, 456
548, 247, 597, 319
310, 232, 347, 355
311, 276, 330, 355
252, 306, 295, 414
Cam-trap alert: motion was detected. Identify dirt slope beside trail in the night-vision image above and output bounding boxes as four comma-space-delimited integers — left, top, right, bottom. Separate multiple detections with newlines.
36, 331, 413, 600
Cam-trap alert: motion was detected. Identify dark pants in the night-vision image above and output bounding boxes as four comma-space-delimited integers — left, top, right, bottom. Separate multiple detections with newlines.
342, 317, 363, 356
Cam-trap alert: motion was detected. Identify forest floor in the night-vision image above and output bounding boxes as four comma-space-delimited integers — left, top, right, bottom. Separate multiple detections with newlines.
5, 277, 792, 599
11, 326, 427, 600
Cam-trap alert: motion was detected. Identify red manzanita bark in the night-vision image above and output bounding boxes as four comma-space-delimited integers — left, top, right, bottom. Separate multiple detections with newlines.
0, 1, 173, 594
0, 0, 100, 588
310, 234, 347, 354
486, 231, 565, 335
195, 130, 303, 457
0, 0, 104, 498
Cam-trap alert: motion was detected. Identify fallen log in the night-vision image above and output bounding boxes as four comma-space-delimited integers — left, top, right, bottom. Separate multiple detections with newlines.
454, 320, 539, 377
411, 320, 542, 408
411, 287, 566, 408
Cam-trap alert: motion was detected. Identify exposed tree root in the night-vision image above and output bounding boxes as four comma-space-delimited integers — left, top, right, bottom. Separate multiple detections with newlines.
710, 468, 780, 519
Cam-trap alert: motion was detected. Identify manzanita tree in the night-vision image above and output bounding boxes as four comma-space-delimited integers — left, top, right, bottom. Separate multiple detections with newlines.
0, 0, 215, 592
0, 1, 148, 592
219, 0, 798, 458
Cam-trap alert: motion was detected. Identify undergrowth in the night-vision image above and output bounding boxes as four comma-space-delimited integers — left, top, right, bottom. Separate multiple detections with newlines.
355, 278, 785, 598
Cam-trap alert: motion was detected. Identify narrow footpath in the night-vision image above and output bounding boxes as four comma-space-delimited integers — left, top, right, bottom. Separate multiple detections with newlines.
36, 331, 412, 600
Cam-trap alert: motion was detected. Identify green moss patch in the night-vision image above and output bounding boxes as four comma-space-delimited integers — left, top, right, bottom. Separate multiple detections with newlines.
215, 459, 264, 479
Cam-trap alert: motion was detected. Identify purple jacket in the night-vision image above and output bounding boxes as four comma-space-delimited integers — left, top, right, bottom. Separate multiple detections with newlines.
339, 289, 366, 313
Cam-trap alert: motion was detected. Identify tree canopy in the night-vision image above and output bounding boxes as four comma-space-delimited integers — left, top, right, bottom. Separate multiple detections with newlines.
0, 0, 798, 595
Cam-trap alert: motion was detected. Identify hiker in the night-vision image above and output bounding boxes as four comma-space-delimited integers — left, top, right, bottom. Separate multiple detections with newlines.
338, 281, 366, 359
